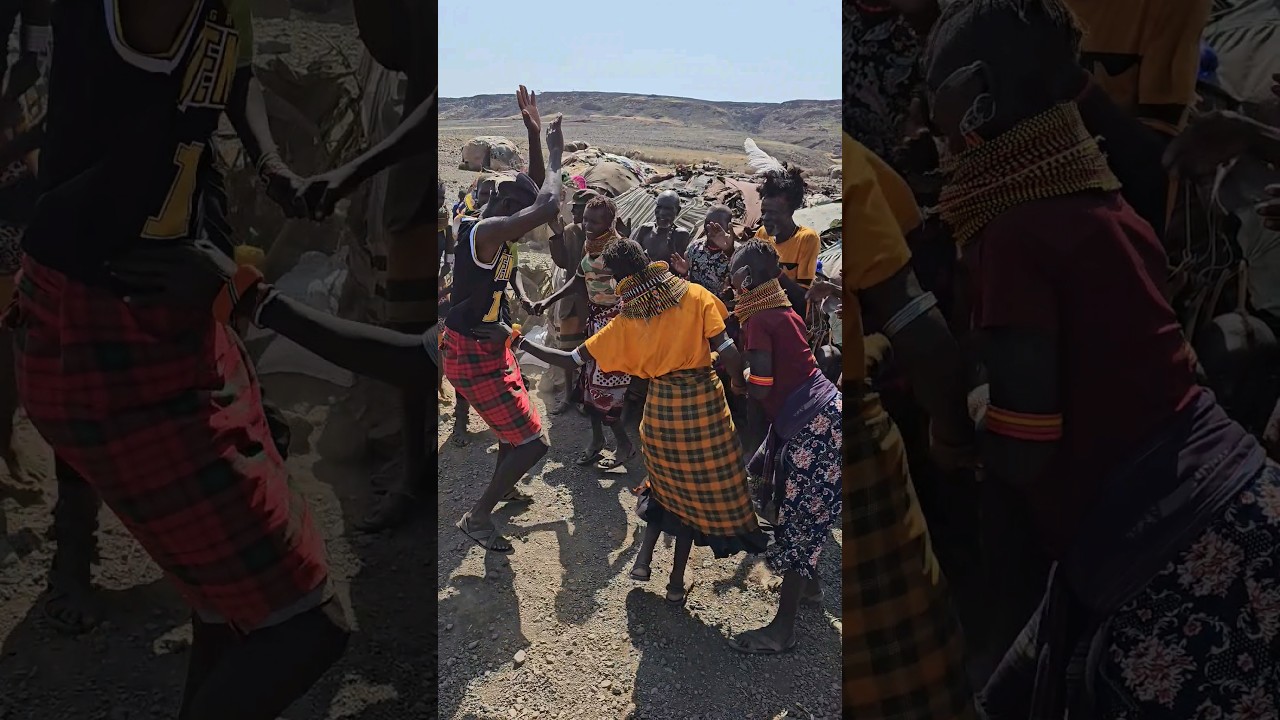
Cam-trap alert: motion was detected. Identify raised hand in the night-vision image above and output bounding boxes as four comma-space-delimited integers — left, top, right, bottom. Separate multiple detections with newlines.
517, 85, 541, 136
706, 221, 733, 251
615, 216, 632, 238
670, 251, 689, 276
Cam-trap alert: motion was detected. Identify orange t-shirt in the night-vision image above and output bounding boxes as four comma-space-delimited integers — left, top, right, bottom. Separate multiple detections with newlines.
583, 283, 729, 379
756, 225, 821, 286
1065, 0, 1211, 136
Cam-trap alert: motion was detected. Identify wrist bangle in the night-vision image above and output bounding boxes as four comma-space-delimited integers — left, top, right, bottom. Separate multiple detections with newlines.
250, 287, 280, 328
212, 265, 265, 325
255, 151, 285, 181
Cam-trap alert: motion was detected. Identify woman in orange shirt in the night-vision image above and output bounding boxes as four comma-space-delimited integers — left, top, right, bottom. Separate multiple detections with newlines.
497, 239, 769, 604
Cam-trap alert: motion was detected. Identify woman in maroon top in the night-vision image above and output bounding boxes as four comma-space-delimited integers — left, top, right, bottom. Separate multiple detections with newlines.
724, 239, 843, 656
927, 1, 1280, 717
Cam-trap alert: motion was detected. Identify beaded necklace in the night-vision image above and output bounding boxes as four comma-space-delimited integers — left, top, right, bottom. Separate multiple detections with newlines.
936, 103, 1120, 245
585, 228, 618, 256
732, 278, 792, 324
616, 262, 688, 320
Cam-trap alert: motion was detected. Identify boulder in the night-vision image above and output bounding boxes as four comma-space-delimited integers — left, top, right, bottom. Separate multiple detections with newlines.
460, 136, 524, 172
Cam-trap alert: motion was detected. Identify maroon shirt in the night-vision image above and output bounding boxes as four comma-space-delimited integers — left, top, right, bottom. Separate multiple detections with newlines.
742, 307, 821, 421
966, 191, 1199, 554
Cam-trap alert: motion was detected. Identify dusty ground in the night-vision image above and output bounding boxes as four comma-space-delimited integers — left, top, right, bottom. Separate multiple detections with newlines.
0, 372, 436, 720
436, 361, 843, 720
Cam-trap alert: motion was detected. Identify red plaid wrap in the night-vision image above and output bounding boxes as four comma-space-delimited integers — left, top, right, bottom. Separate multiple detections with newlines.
11, 257, 328, 632
440, 327, 542, 446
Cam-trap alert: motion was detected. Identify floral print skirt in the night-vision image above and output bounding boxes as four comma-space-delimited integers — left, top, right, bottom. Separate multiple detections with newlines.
1096, 462, 1280, 719
765, 394, 843, 580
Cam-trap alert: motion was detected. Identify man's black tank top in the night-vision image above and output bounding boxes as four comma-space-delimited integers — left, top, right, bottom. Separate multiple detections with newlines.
446, 219, 516, 333
23, 0, 243, 283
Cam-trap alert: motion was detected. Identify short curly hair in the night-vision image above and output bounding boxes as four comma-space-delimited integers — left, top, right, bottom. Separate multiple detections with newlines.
585, 195, 618, 221
601, 237, 649, 280
758, 166, 806, 212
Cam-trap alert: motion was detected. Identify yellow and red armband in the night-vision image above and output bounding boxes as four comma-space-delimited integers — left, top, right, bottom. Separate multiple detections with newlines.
212, 264, 265, 326
747, 373, 774, 388
984, 406, 1063, 442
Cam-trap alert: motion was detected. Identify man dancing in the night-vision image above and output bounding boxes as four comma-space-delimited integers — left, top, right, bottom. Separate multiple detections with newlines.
15, 1, 348, 716
442, 117, 565, 551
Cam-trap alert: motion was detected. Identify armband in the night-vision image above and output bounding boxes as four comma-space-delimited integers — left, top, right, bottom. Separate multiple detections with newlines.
882, 292, 938, 337
715, 337, 734, 354
213, 265, 266, 326
984, 406, 1063, 442
250, 287, 280, 328
19, 24, 50, 56
747, 374, 774, 387
570, 348, 586, 367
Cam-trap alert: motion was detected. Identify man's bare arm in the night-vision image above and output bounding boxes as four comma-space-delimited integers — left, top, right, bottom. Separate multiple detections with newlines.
225, 70, 278, 166
860, 266, 974, 457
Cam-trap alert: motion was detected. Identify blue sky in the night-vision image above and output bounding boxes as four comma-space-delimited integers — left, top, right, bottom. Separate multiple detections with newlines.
438, 3, 840, 103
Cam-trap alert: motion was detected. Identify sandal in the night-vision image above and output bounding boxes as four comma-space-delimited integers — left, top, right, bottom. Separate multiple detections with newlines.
456, 512, 513, 553
356, 490, 417, 533
597, 447, 638, 471
665, 577, 695, 604
575, 446, 605, 466
629, 564, 651, 582
727, 629, 797, 656
501, 486, 534, 504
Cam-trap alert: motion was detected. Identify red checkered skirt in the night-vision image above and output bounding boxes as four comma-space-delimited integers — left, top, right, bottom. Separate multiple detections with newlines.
10, 257, 328, 632
440, 326, 542, 445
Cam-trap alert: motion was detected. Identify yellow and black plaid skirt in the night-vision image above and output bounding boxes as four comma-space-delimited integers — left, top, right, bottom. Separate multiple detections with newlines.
637, 366, 767, 557
844, 387, 977, 719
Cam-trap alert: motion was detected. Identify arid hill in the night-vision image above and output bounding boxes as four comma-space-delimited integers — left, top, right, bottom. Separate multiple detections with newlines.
440, 91, 838, 151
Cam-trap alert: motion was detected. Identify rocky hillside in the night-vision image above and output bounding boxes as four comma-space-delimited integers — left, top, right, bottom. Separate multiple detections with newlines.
440, 92, 839, 151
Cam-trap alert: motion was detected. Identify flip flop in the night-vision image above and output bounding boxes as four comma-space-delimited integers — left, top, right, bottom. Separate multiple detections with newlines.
727, 630, 798, 656
575, 447, 605, 466
456, 512, 513, 553
597, 447, 638, 471
501, 487, 535, 504
630, 564, 651, 582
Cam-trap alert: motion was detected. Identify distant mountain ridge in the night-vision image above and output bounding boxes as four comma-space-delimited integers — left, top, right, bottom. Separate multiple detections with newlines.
439, 91, 839, 136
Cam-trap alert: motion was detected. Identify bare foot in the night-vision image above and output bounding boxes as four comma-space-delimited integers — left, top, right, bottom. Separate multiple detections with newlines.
43, 581, 102, 635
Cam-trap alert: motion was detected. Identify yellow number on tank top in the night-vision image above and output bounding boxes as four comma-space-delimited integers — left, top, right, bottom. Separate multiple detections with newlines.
482, 290, 503, 323
142, 142, 205, 240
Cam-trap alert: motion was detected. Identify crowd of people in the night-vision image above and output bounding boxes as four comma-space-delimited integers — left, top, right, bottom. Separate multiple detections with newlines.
0, 0, 846, 715
846, 0, 1280, 718
430, 90, 846, 653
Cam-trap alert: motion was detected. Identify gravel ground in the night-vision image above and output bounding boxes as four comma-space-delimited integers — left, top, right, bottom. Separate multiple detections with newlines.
436, 365, 843, 720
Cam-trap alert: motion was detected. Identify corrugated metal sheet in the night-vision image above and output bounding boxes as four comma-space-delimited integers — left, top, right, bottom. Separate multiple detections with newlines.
614, 186, 709, 234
